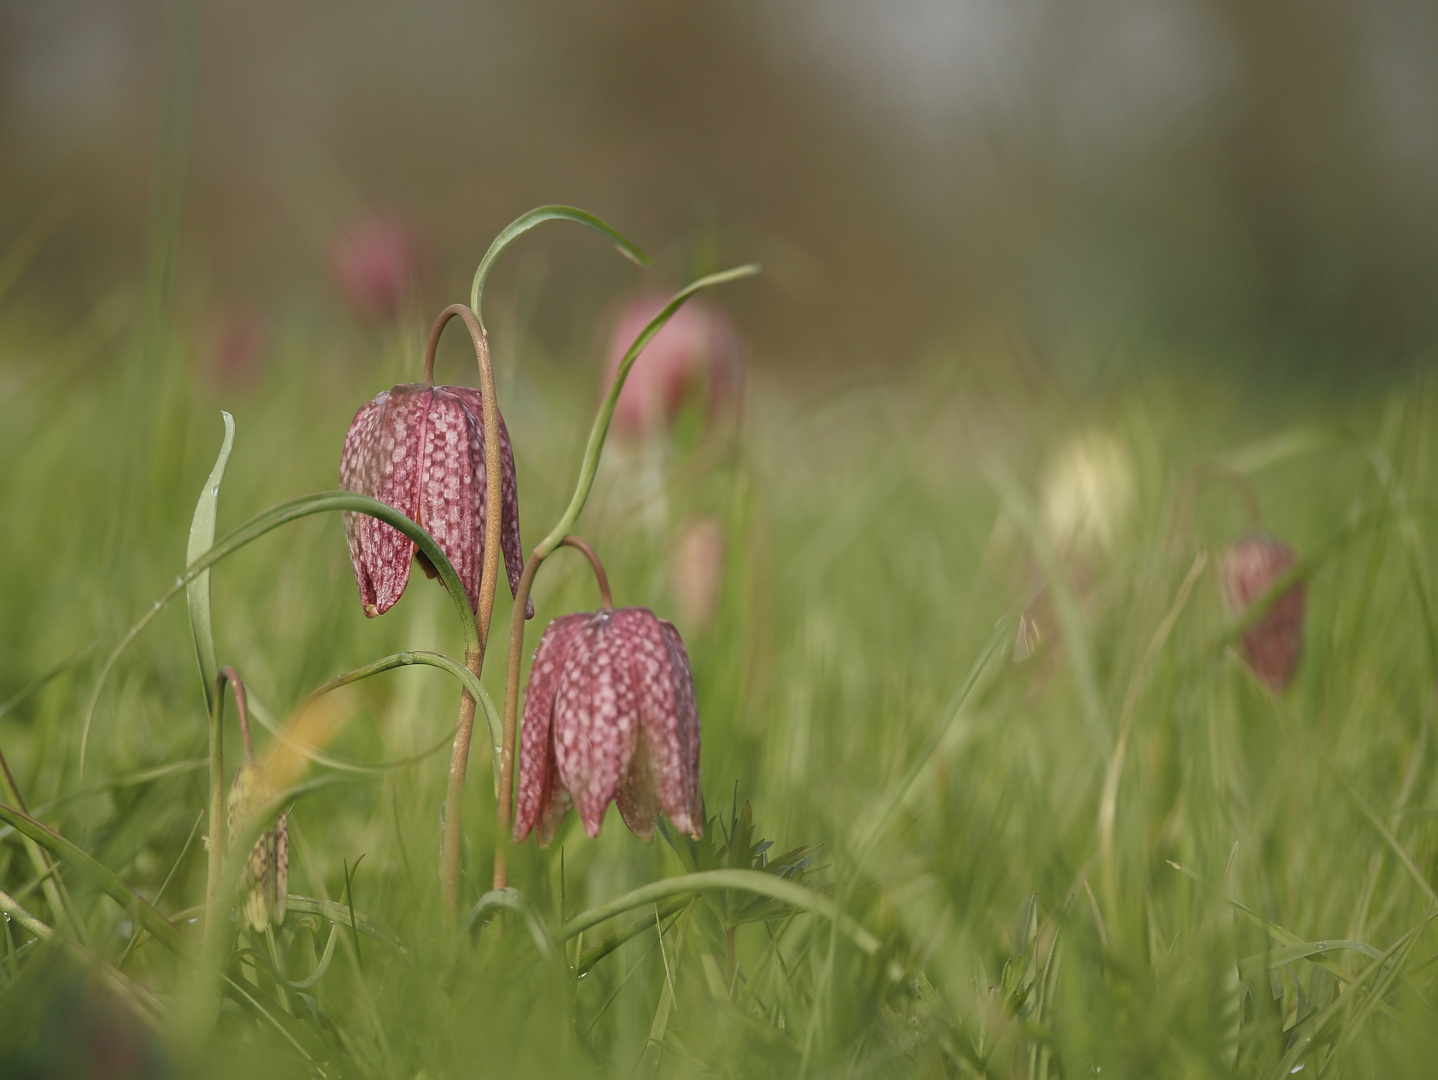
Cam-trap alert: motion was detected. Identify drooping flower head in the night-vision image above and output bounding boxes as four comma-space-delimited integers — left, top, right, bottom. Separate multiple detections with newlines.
340, 383, 529, 618
228, 757, 288, 932
603, 292, 742, 440
514, 607, 702, 845
1220, 534, 1306, 691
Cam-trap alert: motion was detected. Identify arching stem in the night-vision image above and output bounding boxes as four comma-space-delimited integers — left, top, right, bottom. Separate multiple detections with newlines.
426, 304, 506, 918
558, 535, 613, 610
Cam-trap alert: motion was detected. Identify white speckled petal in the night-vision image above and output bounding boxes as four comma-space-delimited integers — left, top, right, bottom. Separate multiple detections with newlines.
449, 385, 531, 618
553, 611, 639, 837
514, 614, 588, 844
340, 396, 384, 615
418, 389, 482, 612
659, 617, 703, 837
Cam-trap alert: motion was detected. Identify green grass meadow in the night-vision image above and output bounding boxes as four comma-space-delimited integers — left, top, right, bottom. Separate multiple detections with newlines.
2, 293, 1438, 1078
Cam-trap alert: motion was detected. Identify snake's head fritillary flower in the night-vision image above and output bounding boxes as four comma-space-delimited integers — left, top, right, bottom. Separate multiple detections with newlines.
227, 759, 288, 932
603, 292, 741, 440
1221, 534, 1306, 691
339, 383, 530, 619
514, 607, 703, 845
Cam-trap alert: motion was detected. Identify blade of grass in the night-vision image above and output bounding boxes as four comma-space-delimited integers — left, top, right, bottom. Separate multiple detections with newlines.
186, 411, 234, 713
0, 801, 189, 957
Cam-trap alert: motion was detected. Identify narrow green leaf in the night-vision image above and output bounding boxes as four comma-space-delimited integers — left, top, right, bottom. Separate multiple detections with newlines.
81, 491, 480, 775
0, 801, 190, 957
187, 410, 234, 712
469, 205, 649, 326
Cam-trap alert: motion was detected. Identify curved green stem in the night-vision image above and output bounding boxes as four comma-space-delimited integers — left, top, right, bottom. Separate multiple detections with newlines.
557, 535, 613, 610
558, 869, 896, 977
302, 650, 499, 764
534, 264, 760, 560
469, 206, 649, 329
81, 491, 479, 775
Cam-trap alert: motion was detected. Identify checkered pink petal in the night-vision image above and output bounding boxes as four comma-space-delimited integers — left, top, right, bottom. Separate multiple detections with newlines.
450, 386, 531, 618
659, 618, 703, 835
341, 387, 429, 615
1221, 535, 1306, 692
554, 611, 640, 837
513, 606, 704, 845
513, 614, 588, 845
339, 382, 529, 618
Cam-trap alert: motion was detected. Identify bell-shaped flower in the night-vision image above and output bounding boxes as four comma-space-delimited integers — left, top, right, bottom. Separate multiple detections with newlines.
340, 383, 529, 618
228, 757, 288, 932
1220, 534, 1306, 691
514, 607, 703, 845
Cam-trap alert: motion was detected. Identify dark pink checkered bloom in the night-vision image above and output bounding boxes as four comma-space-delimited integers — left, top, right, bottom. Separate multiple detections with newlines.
1220, 534, 1306, 691
339, 383, 529, 618
514, 607, 703, 845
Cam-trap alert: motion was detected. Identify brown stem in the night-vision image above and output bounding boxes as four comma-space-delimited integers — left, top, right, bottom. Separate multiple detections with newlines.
495, 551, 544, 890
427, 304, 505, 917
220, 666, 251, 759
558, 535, 613, 610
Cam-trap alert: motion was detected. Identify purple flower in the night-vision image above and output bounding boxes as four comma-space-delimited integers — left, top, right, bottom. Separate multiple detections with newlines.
1220, 534, 1306, 691
339, 383, 529, 618
514, 607, 703, 845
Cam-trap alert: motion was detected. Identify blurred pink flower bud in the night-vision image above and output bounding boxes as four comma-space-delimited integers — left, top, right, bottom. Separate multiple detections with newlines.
514, 607, 703, 845
339, 383, 529, 618
603, 292, 742, 439
201, 305, 269, 388
1220, 534, 1306, 691
670, 516, 725, 630
329, 215, 427, 321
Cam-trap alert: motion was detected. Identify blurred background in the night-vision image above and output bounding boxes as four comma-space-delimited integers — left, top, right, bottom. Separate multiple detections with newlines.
4, 0, 1437, 385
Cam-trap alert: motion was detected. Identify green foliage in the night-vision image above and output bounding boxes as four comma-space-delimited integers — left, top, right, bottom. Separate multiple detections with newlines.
2, 273, 1438, 1079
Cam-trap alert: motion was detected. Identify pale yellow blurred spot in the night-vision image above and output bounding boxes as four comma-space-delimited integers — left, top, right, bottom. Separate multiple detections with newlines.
261, 690, 351, 791
1039, 429, 1135, 560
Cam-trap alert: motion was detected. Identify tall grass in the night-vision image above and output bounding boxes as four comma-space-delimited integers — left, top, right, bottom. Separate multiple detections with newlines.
1, 289, 1436, 1078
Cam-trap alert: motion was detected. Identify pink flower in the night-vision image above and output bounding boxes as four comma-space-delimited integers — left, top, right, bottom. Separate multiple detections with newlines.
1220, 534, 1306, 691
329, 216, 427, 321
514, 607, 703, 845
339, 383, 529, 618
603, 292, 742, 439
